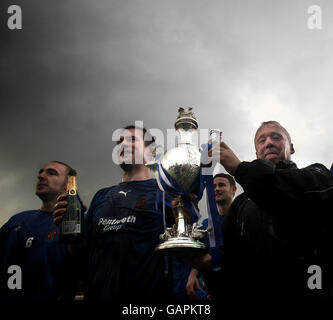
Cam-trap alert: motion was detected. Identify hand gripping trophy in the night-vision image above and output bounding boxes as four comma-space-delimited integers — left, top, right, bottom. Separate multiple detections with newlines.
146, 107, 212, 256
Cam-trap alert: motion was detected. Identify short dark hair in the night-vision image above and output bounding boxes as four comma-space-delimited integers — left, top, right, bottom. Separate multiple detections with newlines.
255, 121, 292, 145
49, 161, 73, 175
213, 173, 235, 187
122, 125, 155, 147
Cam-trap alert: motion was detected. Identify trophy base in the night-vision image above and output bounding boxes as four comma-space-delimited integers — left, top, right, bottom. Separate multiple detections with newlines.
155, 237, 208, 257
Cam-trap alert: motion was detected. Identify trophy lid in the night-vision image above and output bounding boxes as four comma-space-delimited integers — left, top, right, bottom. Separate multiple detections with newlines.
175, 107, 198, 130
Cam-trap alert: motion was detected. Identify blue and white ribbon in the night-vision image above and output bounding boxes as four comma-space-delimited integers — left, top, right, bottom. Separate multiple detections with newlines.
199, 143, 223, 270
200, 144, 223, 240
157, 157, 202, 222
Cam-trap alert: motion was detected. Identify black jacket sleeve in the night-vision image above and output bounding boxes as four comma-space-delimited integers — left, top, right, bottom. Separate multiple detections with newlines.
234, 159, 333, 217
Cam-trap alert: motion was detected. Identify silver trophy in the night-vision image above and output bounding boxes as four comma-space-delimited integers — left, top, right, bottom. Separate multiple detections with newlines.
146, 107, 211, 256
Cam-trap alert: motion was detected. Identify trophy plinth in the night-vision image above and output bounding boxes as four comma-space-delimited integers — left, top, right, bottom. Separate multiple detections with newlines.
155, 202, 209, 255
148, 107, 211, 257
156, 238, 207, 255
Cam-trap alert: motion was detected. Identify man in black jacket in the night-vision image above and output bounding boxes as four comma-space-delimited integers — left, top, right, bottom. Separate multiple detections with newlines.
201, 121, 333, 307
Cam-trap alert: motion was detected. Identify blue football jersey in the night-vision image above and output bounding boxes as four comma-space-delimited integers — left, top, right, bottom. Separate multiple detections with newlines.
0, 210, 69, 300
84, 179, 174, 302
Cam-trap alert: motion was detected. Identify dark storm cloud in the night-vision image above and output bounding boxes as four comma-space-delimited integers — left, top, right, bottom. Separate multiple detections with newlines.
1, 0, 332, 224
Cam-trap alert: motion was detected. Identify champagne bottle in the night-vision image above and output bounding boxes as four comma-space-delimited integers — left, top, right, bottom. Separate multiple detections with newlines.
59, 169, 84, 244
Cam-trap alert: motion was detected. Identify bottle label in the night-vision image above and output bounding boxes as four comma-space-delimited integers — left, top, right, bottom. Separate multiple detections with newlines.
62, 221, 81, 234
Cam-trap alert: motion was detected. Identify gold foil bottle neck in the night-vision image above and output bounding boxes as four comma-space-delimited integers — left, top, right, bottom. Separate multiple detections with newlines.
66, 174, 78, 196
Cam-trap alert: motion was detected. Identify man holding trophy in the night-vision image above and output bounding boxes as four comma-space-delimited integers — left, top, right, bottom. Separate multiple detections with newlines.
185, 120, 333, 306
54, 125, 175, 302
54, 108, 221, 303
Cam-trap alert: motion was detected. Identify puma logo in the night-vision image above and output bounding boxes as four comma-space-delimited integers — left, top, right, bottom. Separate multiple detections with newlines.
119, 190, 131, 197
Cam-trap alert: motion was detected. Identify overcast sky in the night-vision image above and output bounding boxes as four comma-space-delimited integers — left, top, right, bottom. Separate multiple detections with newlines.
1, 0, 332, 226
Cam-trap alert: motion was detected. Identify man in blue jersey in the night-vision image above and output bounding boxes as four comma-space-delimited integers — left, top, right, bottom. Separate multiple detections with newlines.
54, 126, 174, 302
0, 161, 75, 301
